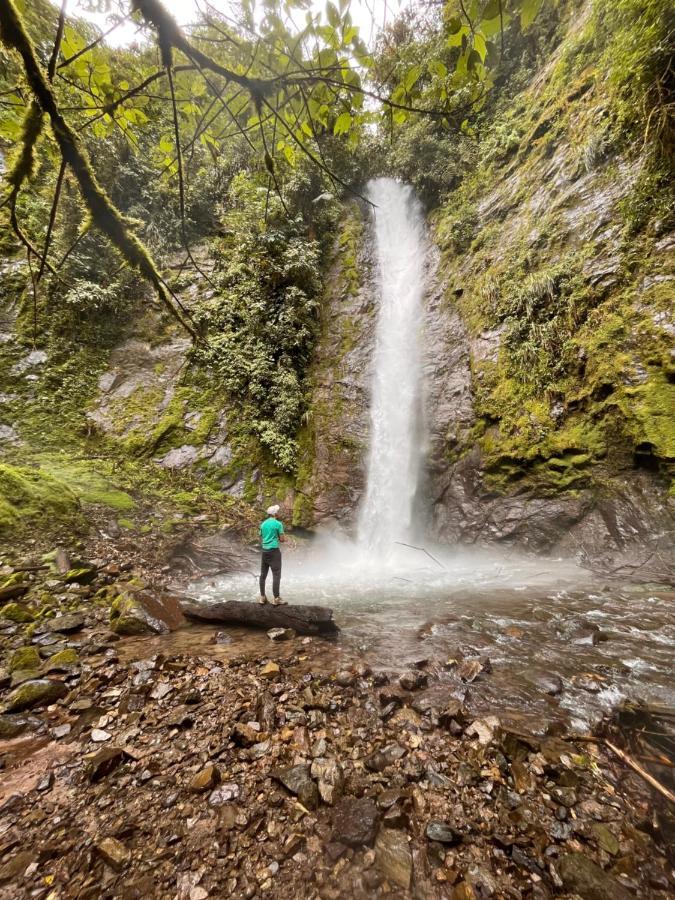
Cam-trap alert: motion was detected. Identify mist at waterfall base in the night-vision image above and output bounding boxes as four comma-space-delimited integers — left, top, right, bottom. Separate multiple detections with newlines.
192, 179, 675, 729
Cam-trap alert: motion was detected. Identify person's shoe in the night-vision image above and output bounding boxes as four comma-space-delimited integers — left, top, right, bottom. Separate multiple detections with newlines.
258, 595, 269, 605
271, 596, 287, 606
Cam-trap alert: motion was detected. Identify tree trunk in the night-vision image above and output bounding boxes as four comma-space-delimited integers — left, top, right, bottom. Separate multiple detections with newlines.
181, 600, 339, 637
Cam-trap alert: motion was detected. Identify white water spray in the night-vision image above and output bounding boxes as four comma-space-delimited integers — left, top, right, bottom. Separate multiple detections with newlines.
357, 178, 427, 553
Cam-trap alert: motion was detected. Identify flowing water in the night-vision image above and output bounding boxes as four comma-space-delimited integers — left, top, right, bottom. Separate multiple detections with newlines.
190, 179, 675, 733
357, 178, 426, 552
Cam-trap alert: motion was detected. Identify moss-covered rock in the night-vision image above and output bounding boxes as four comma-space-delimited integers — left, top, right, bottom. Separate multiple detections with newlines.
43, 648, 80, 672
3, 678, 68, 712
0, 602, 35, 623
8, 645, 41, 673
0, 463, 81, 537
63, 567, 97, 585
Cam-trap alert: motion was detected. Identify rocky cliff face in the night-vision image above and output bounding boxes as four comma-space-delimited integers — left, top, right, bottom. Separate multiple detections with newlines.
302, 11, 674, 574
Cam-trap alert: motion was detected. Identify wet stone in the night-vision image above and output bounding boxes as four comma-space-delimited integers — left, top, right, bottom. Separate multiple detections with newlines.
267, 627, 295, 641
398, 670, 427, 691
331, 797, 379, 848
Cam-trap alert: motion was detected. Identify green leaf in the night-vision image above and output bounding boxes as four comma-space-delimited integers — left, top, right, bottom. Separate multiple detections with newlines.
483, 0, 500, 18
467, 48, 482, 72
428, 60, 448, 78
447, 15, 462, 33
326, 1, 340, 28
473, 32, 487, 61
404, 64, 422, 93
447, 24, 469, 47
159, 135, 173, 153
333, 111, 352, 135
520, 0, 544, 30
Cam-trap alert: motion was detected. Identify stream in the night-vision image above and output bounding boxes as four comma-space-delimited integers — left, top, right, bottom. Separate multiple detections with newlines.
177, 540, 675, 735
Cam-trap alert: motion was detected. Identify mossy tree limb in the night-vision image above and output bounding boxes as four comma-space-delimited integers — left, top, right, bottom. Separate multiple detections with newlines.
0, 0, 197, 338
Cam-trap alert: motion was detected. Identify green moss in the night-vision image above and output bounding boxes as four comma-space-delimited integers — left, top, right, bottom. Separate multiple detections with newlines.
37, 457, 135, 510
117, 517, 135, 530
8, 646, 40, 673
0, 463, 81, 536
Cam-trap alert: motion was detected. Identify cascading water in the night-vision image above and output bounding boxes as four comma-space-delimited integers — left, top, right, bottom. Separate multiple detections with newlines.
357, 178, 427, 554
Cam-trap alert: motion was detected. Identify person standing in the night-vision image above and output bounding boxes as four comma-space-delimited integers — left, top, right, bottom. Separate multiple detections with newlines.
259, 504, 286, 605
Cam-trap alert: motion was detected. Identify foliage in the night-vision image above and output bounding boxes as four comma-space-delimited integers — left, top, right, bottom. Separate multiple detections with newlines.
192, 174, 324, 471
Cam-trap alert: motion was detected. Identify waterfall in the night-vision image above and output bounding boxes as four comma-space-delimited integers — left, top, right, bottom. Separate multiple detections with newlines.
357, 178, 427, 554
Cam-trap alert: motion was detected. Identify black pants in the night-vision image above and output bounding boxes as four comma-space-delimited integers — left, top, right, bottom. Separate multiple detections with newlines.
260, 547, 281, 598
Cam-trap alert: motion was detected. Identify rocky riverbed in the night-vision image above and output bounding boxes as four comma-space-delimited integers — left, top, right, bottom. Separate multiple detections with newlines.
1, 547, 674, 899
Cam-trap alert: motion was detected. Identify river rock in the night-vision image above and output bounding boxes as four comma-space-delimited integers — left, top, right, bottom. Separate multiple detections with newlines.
273, 764, 319, 810
375, 828, 412, 889
1, 602, 34, 623
95, 837, 130, 871
3, 678, 68, 712
556, 852, 631, 900
267, 627, 295, 641
331, 797, 379, 847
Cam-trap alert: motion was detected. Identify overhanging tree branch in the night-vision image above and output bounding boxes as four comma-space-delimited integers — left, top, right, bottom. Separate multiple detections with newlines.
0, 0, 197, 338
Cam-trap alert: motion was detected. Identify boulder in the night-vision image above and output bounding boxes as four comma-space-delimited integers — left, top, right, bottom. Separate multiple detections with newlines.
110, 589, 184, 635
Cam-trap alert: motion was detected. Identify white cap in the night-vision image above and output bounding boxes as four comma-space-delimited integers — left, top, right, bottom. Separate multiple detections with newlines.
266, 504, 280, 516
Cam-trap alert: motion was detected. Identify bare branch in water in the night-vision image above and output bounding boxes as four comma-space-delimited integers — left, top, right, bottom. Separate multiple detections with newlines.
394, 541, 446, 570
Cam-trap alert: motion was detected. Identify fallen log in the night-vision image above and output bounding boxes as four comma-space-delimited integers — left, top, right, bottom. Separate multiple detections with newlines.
181, 600, 339, 637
